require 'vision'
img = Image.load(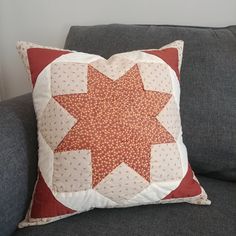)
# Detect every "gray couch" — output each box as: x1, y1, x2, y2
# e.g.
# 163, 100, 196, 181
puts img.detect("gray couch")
0, 24, 236, 236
